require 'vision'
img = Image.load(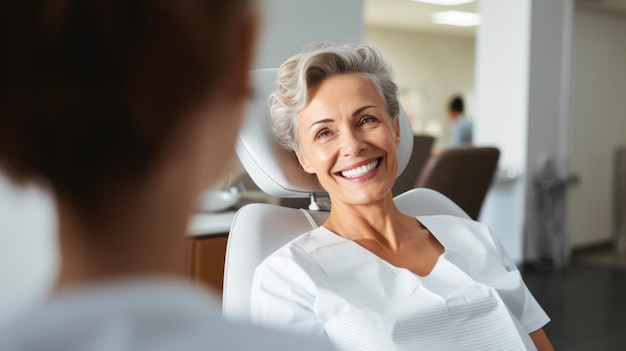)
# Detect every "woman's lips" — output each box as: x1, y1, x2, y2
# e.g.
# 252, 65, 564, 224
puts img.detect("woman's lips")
338, 158, 381, 178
